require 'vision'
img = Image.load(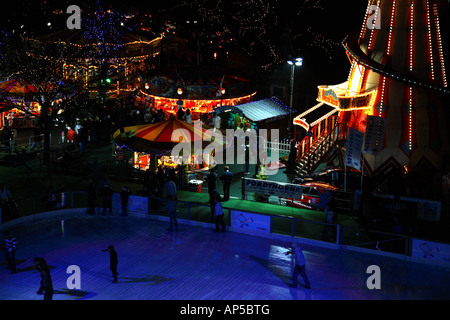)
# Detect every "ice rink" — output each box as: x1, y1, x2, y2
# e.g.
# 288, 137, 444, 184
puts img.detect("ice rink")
1, 209, 449, 301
